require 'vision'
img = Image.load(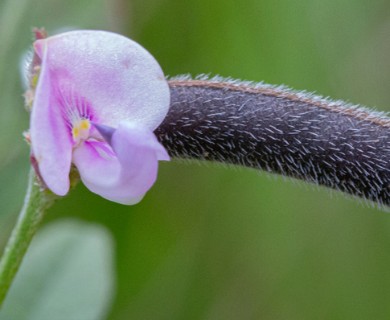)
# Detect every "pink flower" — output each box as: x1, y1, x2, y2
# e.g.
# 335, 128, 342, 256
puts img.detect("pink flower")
29, 30, 170, 204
